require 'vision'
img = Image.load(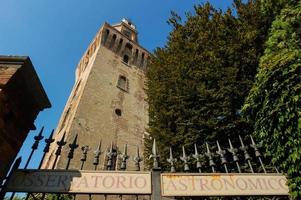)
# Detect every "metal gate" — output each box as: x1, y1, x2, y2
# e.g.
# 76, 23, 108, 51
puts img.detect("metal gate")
0, 127, 290, 199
